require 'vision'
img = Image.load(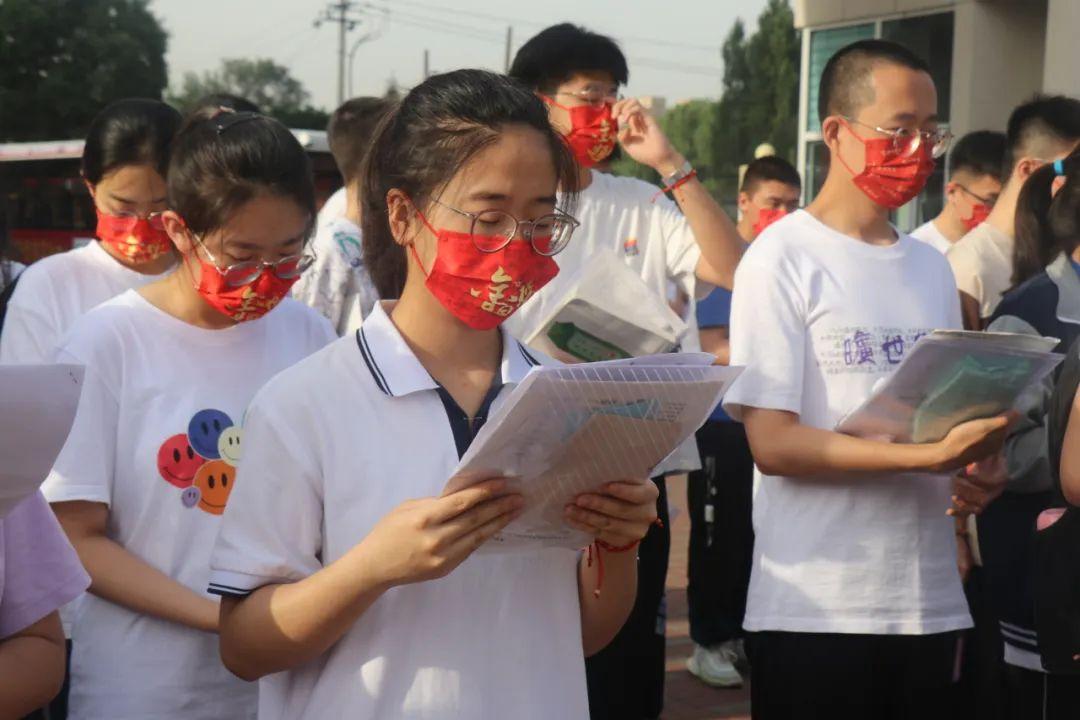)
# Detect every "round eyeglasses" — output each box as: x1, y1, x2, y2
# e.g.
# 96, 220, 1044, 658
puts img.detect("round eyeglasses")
102, 211, 167, 232
842, 117, 953, 159
429, 199, 579, 256
194, 236, 315, 287
554, 86, 623, 109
